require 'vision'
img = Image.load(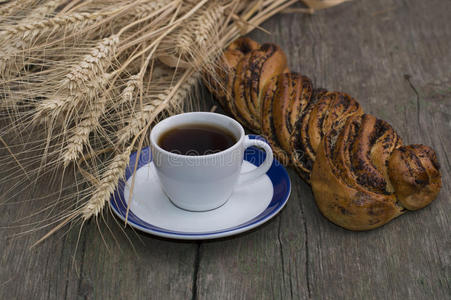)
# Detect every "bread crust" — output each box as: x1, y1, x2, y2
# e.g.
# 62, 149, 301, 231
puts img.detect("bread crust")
311, 114, 405, 230
233, 43, 287, 131
388, 145, 442, 210
290, 91, 363, 182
